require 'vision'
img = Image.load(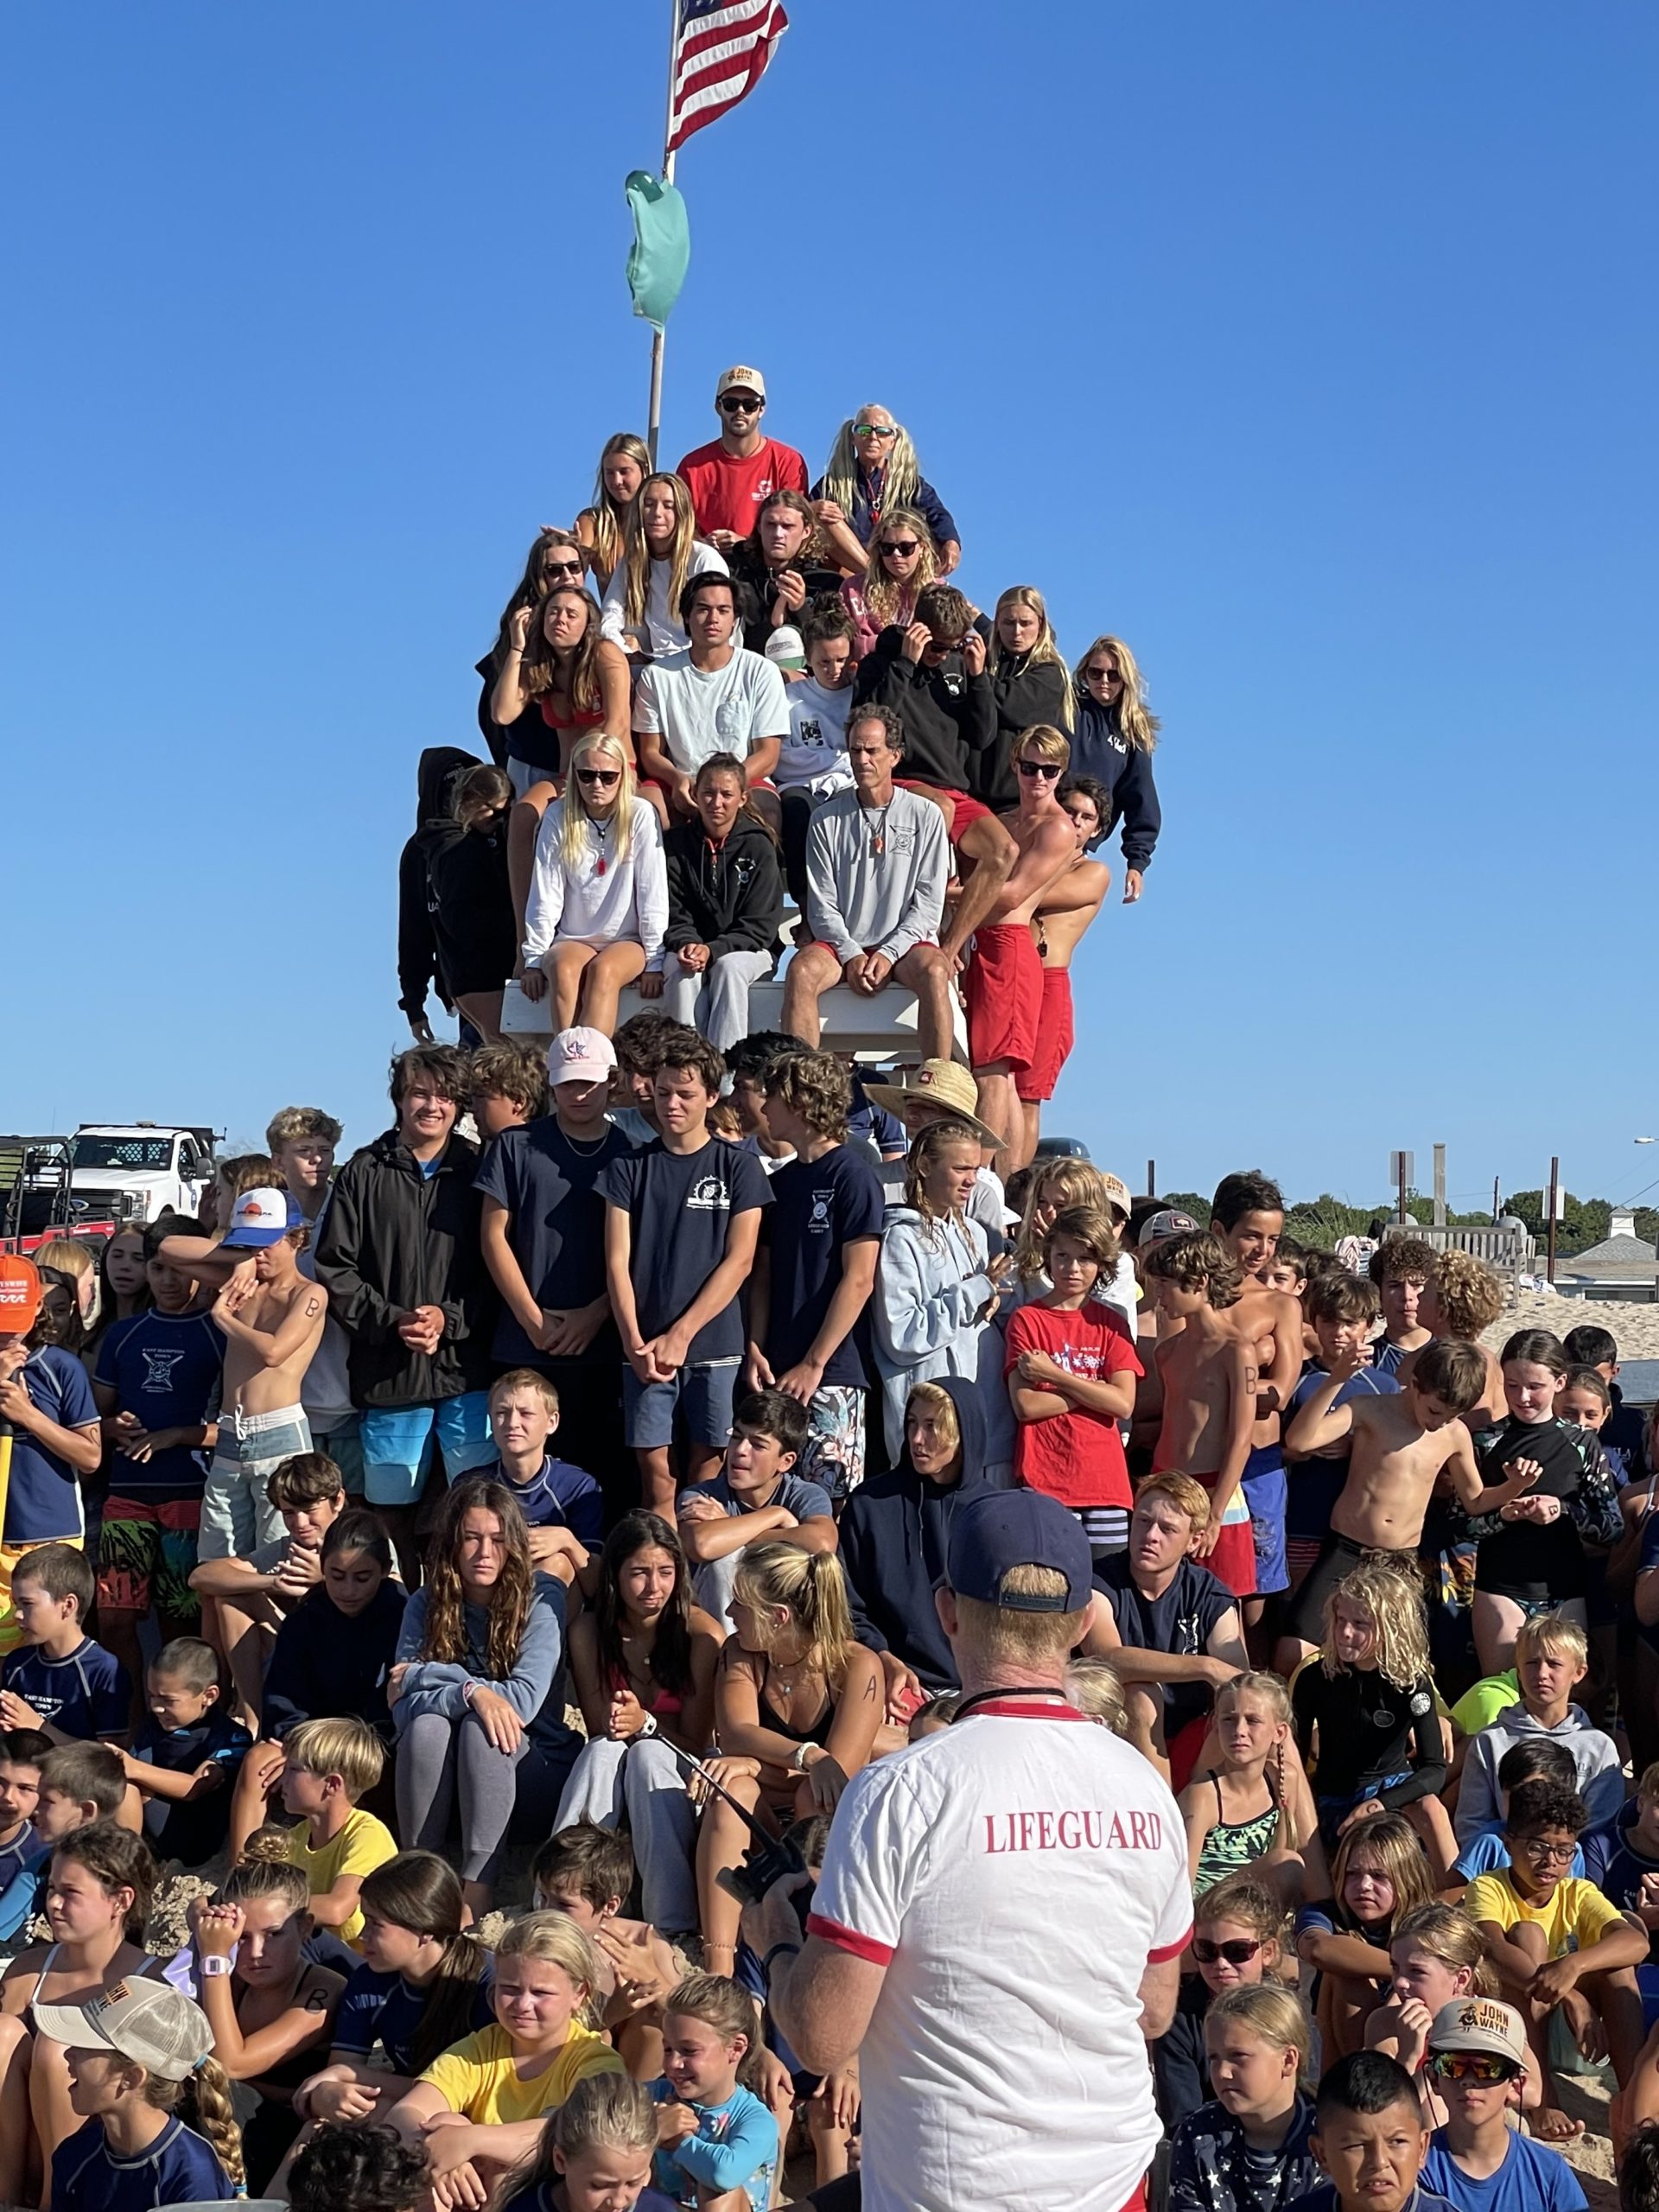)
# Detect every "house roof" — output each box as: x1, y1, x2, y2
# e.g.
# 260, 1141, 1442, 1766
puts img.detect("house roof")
1556, 1233, 1659, 1283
